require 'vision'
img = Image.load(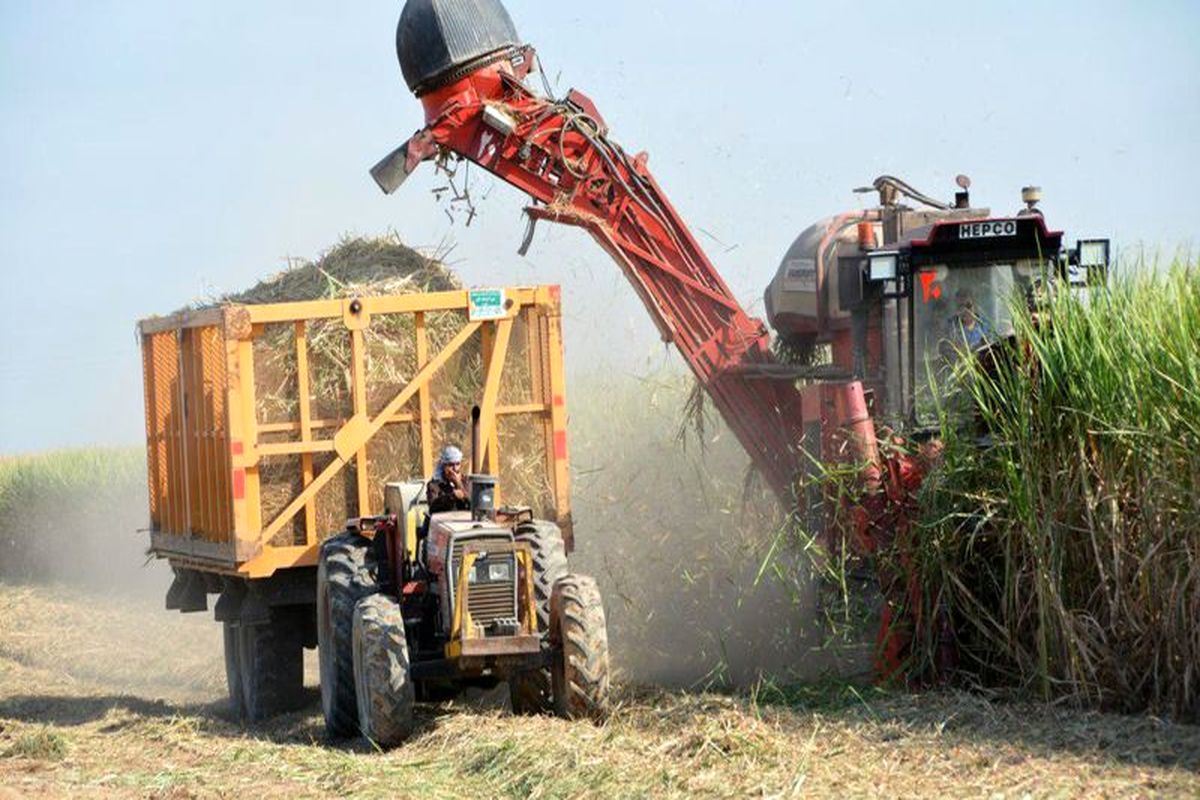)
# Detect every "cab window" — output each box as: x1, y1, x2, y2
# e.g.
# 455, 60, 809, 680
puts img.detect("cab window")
911, 259, 1046, 423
